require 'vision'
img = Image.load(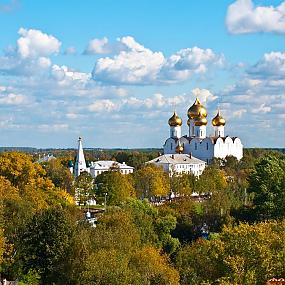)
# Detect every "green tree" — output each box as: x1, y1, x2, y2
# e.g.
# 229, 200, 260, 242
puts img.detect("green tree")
95, 171, 135, 205
75, 171, 94, 206
43, 159, 74, 193
133, 165, 170, 199
19, 207, 75, 285
176, 220, 285, 285
170, 173, 194, 196
248, 155, 285, 220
